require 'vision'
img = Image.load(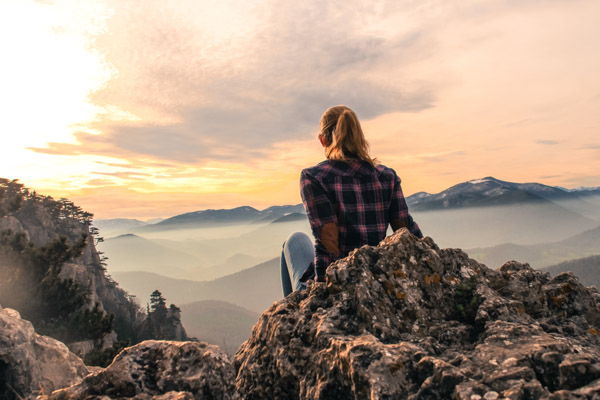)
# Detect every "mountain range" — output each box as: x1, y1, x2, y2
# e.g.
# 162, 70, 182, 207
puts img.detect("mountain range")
112, 217, 600, 318
98, 233, 204, 278
113, 257, 281, 314
406, 176, 600, 217
466, 225, 600, 268
95, 176, 600, 279
95, 177, 600, 236
136, 204, 306, 232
